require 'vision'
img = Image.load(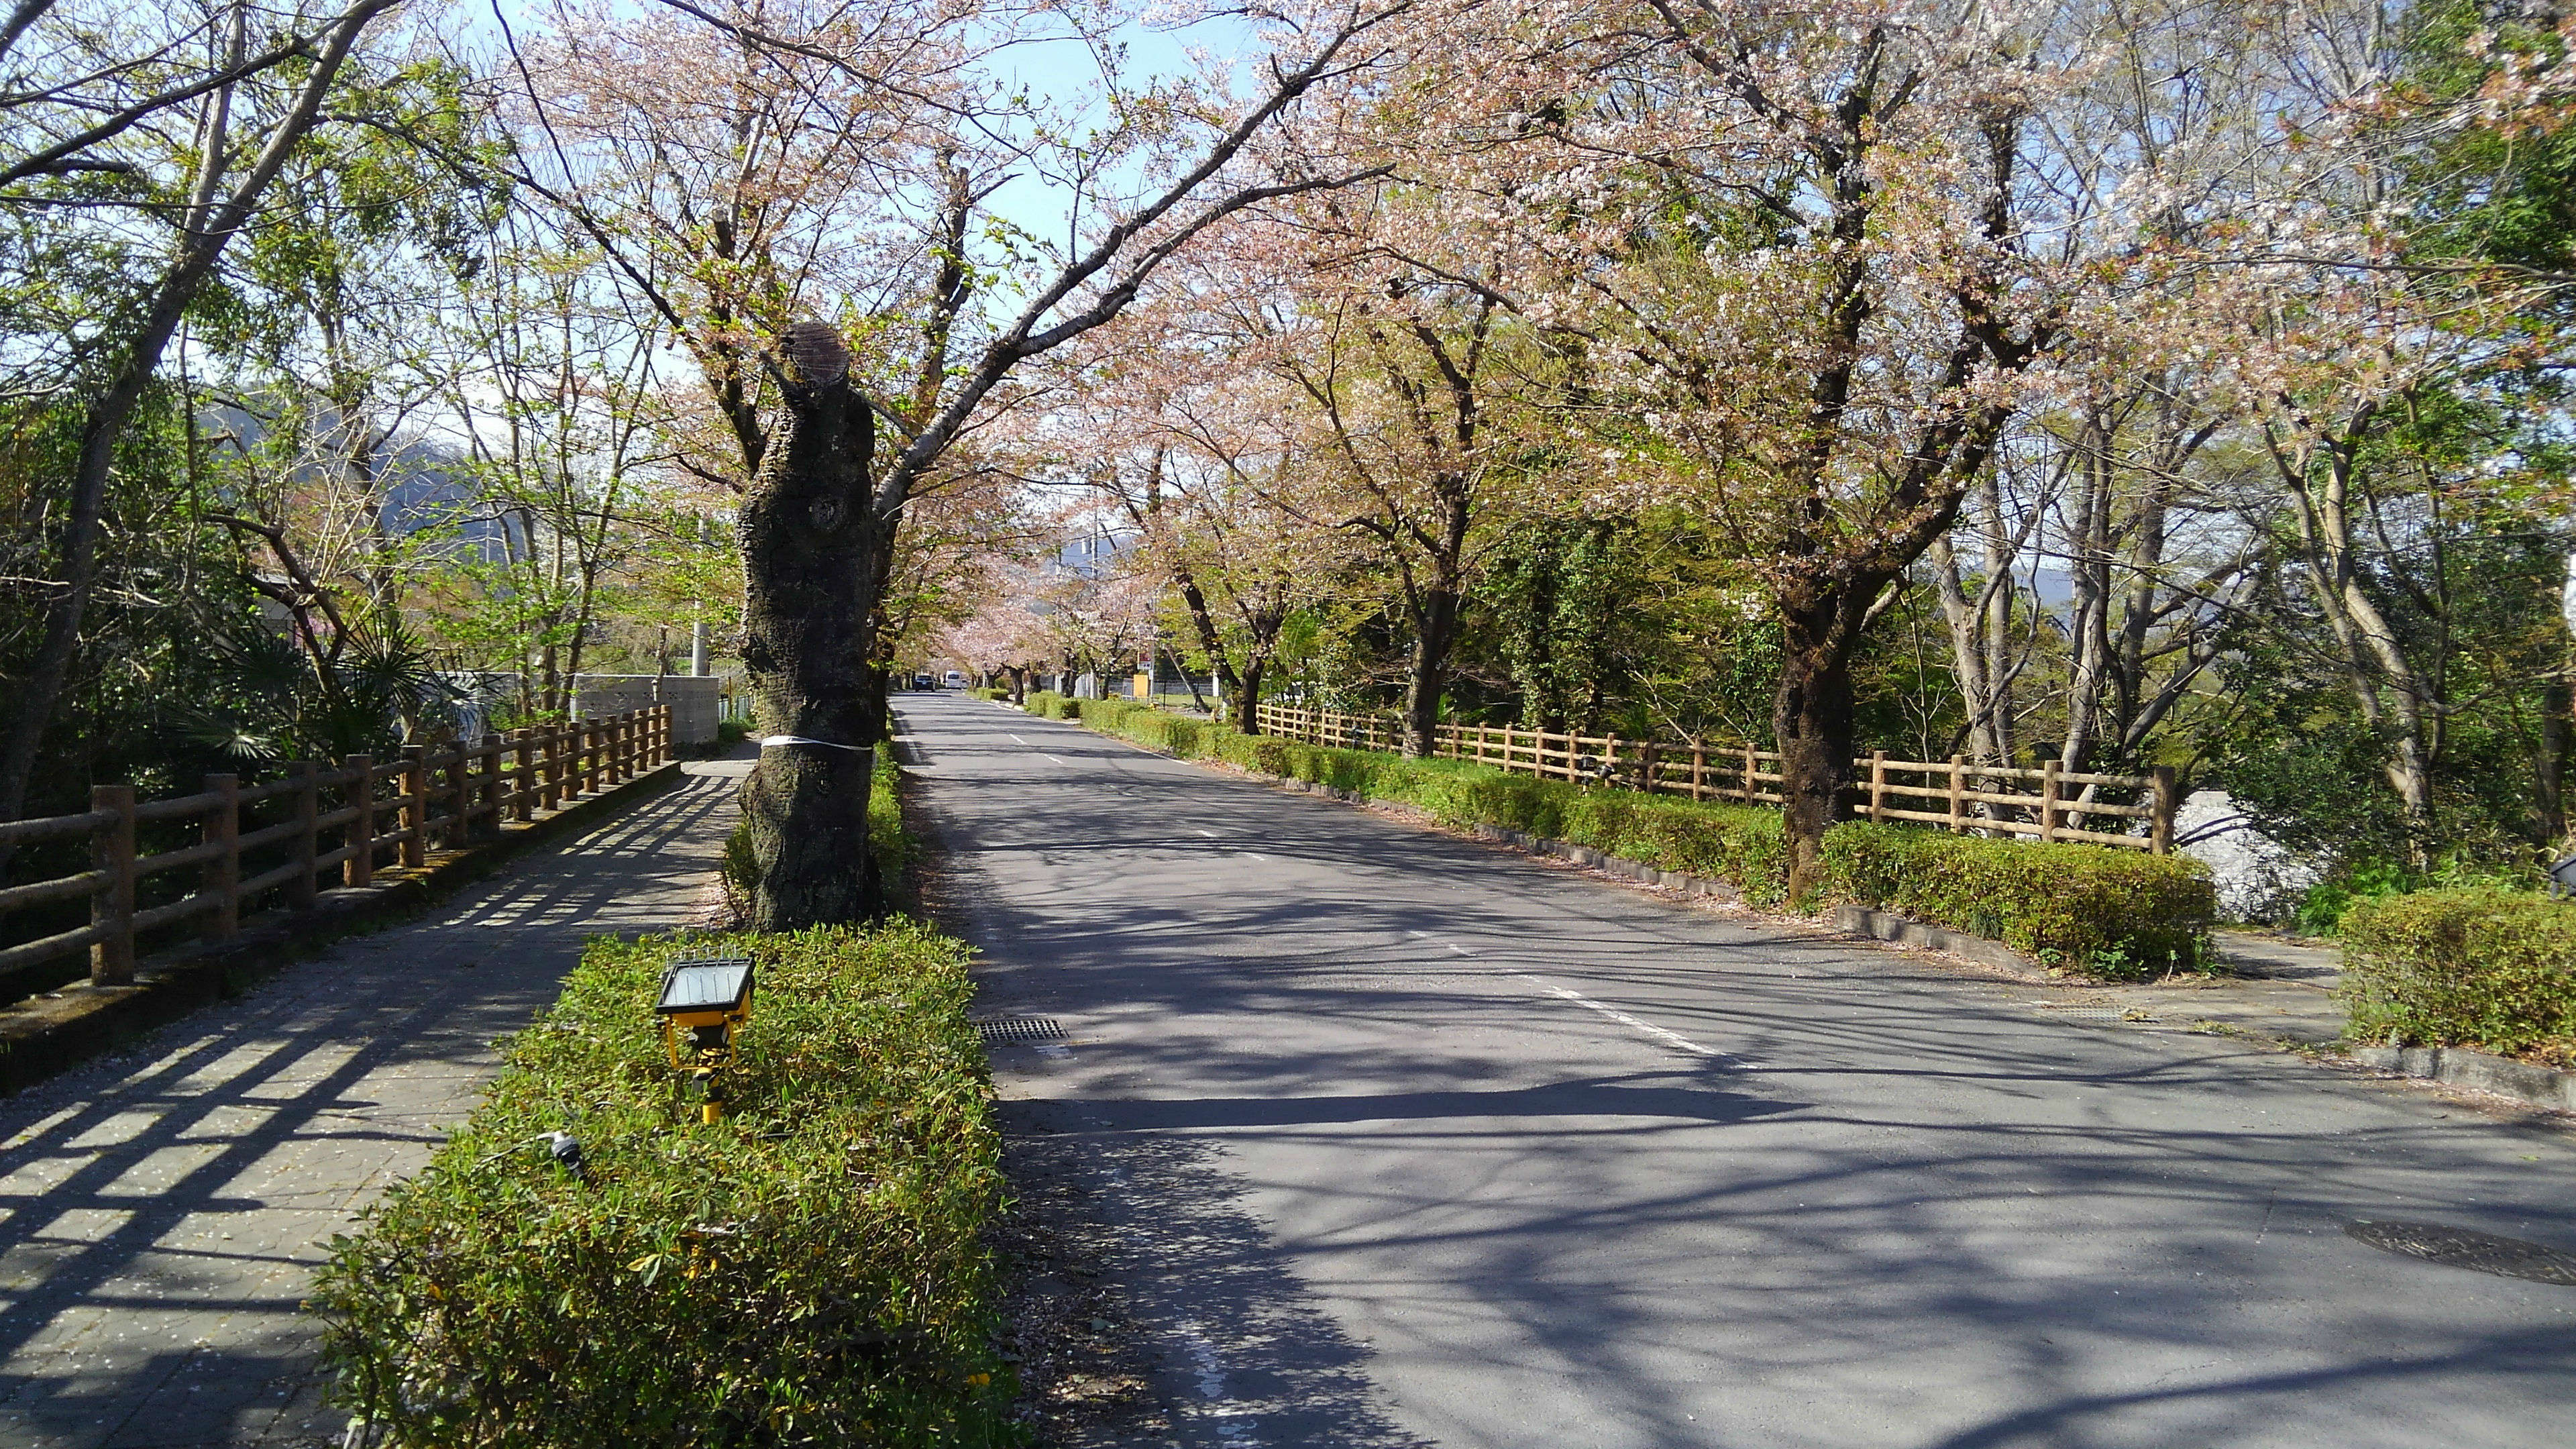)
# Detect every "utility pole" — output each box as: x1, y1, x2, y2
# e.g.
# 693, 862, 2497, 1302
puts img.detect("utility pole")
691, 515, 711, 676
